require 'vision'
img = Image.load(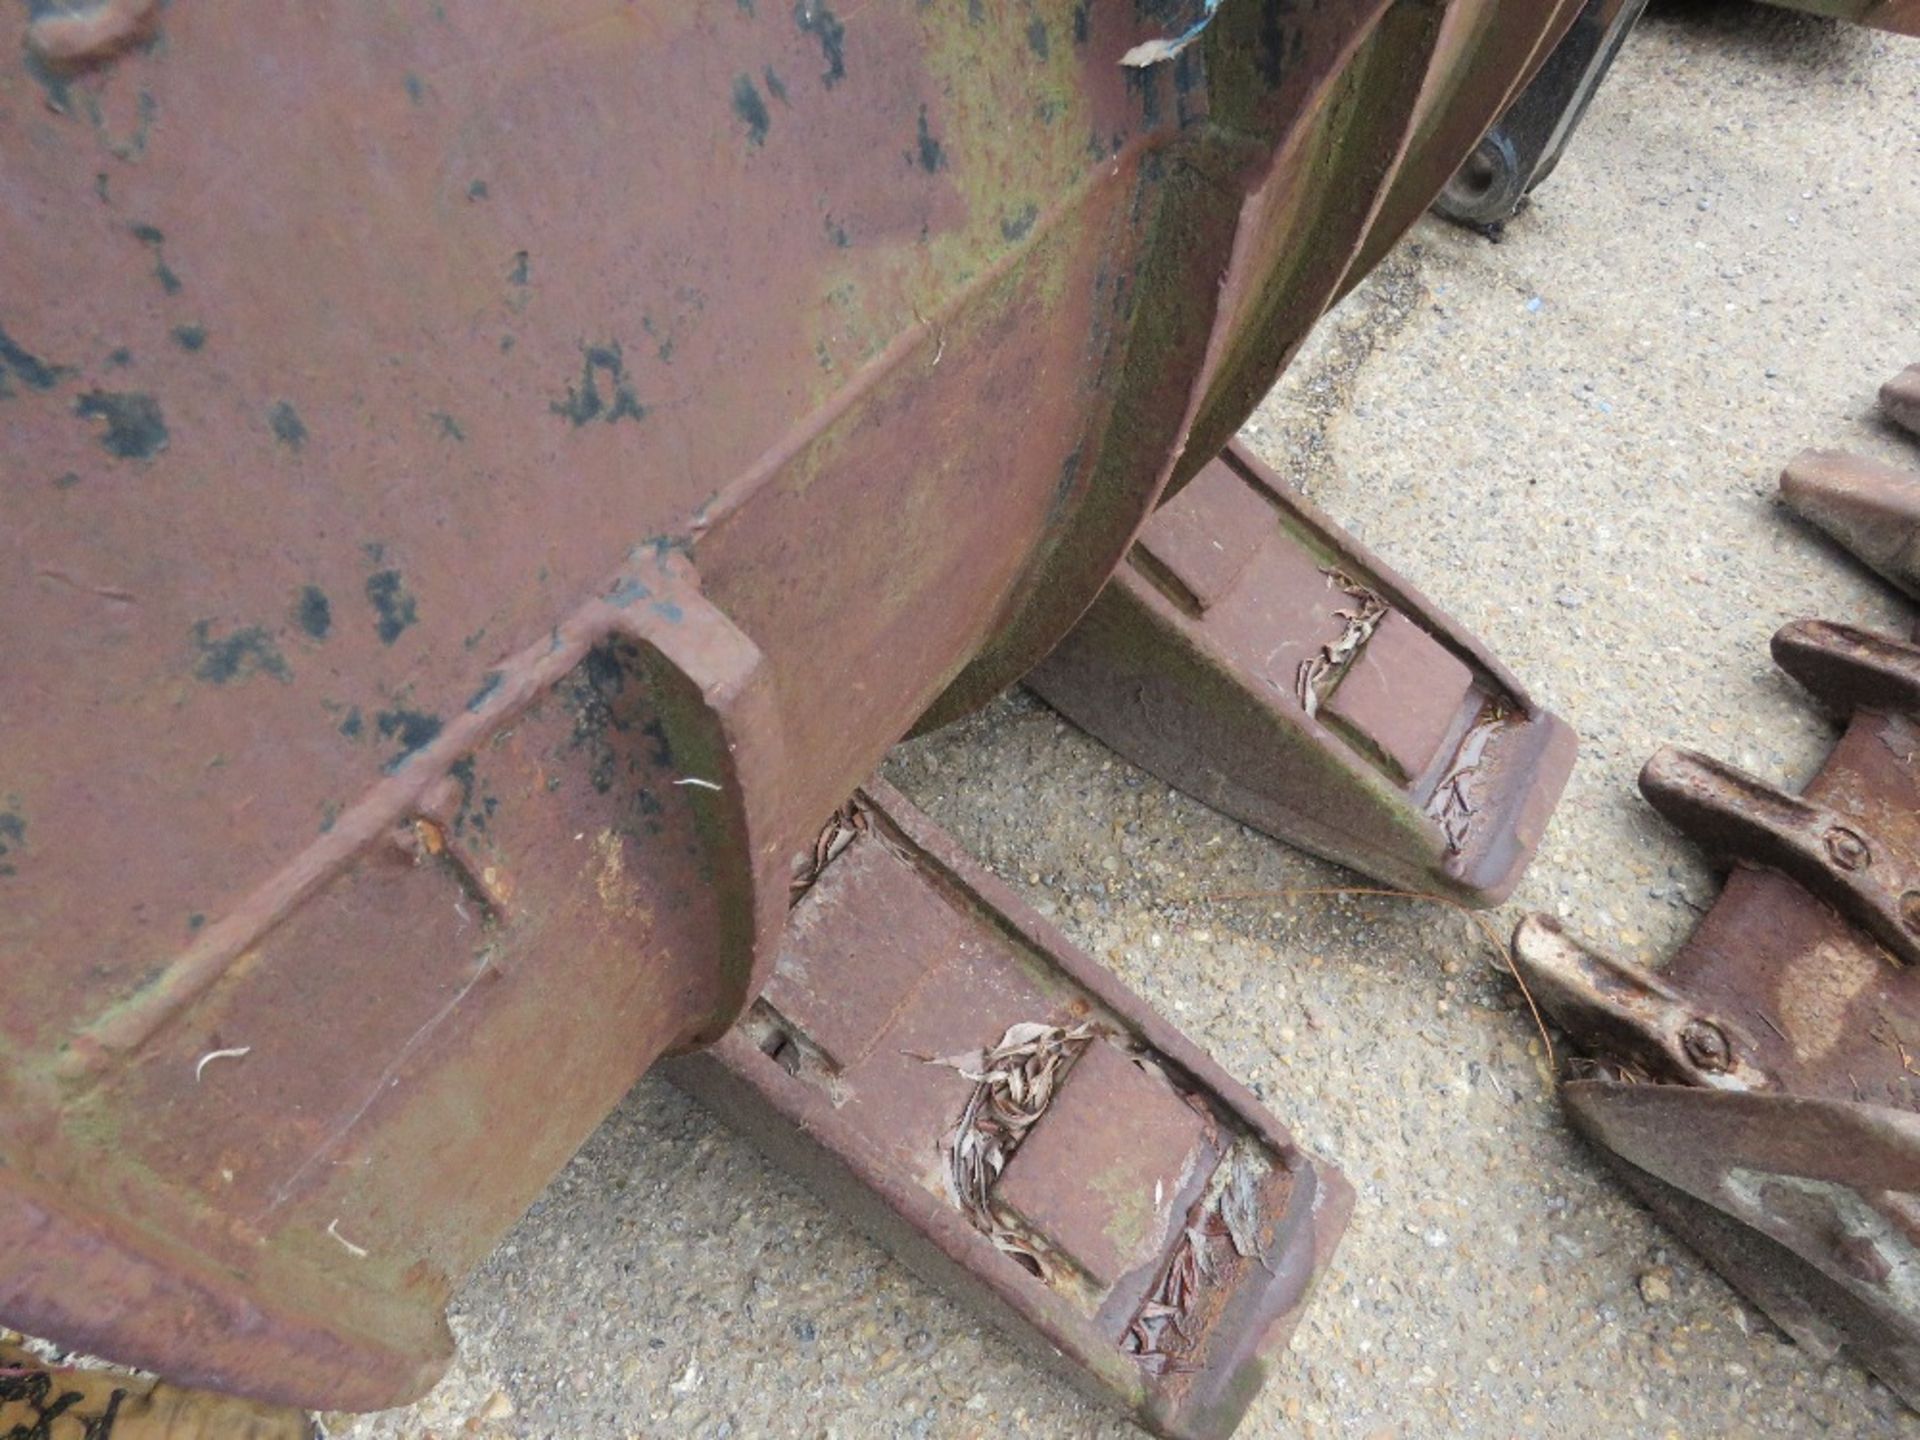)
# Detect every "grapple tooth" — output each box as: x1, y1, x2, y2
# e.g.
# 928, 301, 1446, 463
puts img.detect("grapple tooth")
1882, 362, 1920, 439
1639, 745, 1920, 970
1029, 441, 1576, 908
1508, 914, 1761, 1087
1770, 618, 1920, 720
1526, 586, 1920, 1412
1778, 448, 1920, 600
668, 779, 1350, 1440
1560, 1081, 1920, 1412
